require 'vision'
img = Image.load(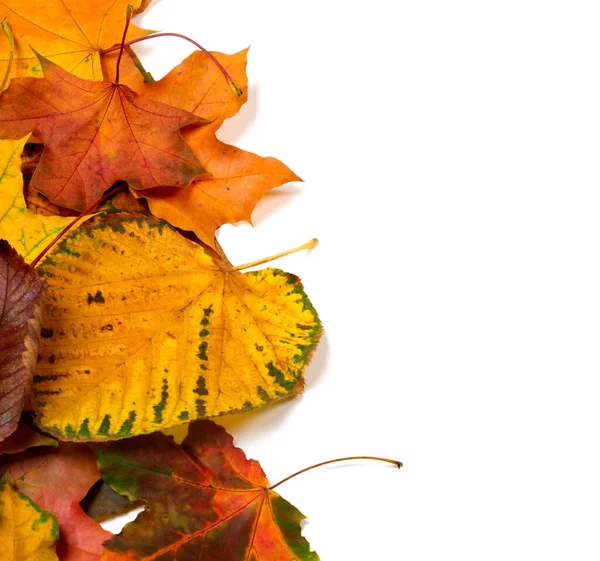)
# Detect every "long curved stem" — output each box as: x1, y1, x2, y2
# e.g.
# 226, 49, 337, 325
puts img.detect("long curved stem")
100, 32, 243, 96
30, 184, 125, 268
228, 239, 318, 272
268, 456, 402, 491
114, 5, 134, 84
